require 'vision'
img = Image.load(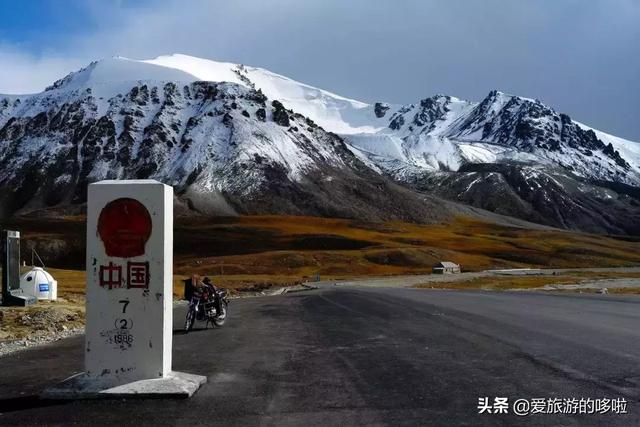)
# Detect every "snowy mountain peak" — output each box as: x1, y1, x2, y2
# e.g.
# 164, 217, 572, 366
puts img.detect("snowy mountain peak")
484, 89, 536, 103
47, 57, 197, 91
39, 54, 386, 135
346, 86, 640, 188
1, 53, 639, 234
